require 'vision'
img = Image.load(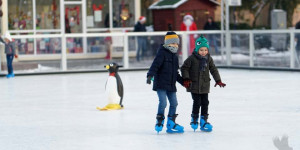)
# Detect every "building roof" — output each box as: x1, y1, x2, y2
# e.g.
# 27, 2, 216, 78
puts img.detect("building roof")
209, 0, 220, 5
149, 0, 219, 10
149, 0, 188, 9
